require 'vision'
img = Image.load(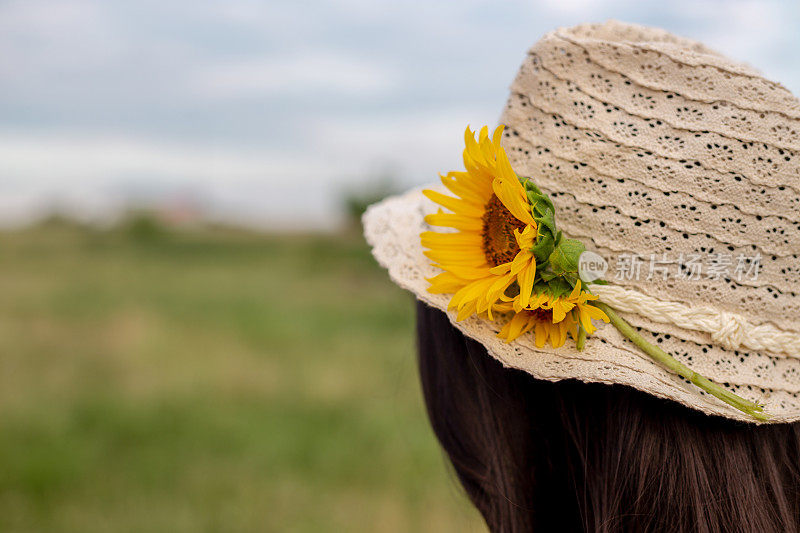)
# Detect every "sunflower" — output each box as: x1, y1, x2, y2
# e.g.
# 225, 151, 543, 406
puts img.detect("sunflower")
422, 125, 609, 348
421, 125, 538, 320
496, 280, 608, 347
497, 307, 577, 348
568, 281, 610, 335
